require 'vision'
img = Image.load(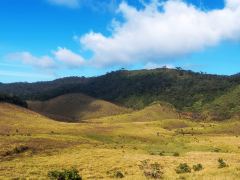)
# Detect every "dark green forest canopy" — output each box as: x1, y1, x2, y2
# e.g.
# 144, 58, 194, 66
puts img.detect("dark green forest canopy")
0, 94, 27, 108
0, 68, 239, 112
